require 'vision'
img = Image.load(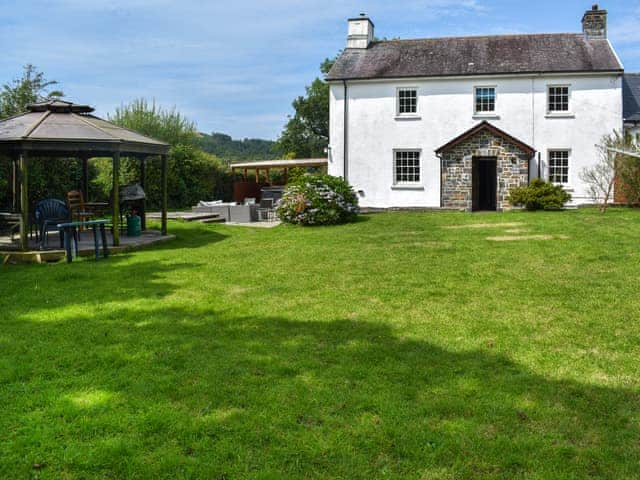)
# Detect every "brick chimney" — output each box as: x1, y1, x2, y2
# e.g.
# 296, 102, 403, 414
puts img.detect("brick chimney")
582, 4, 607, 40
347, 14, 374, 49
